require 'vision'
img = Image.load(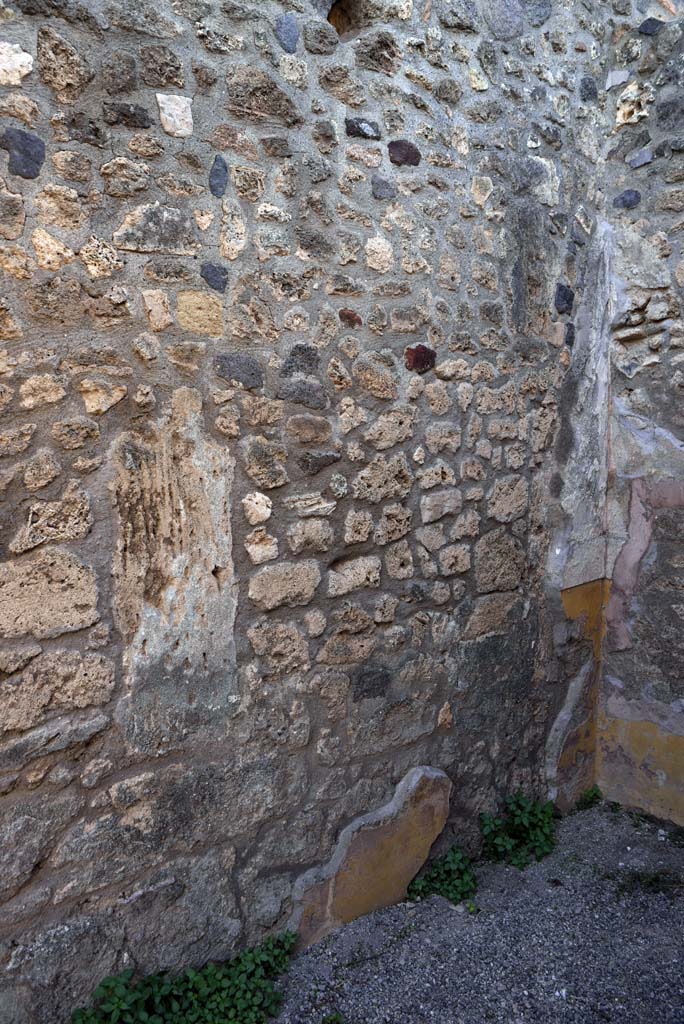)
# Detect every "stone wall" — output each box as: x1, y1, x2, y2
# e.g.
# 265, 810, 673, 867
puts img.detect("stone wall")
0, 0, 681, 1020
543, 3, 684, 825
598, 9, 684, 825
